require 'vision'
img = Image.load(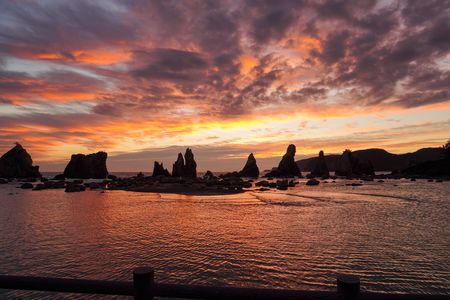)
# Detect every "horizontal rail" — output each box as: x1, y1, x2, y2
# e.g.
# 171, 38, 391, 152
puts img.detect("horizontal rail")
1, 272, 450, 300
0, 275, 133, 296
